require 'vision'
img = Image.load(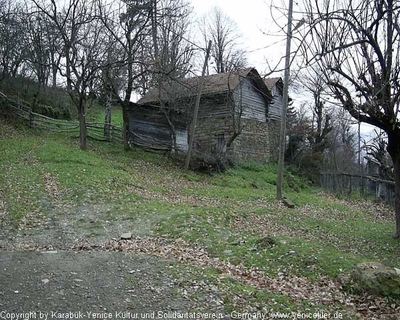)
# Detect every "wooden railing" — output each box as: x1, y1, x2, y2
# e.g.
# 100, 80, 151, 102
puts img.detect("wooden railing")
320, 171, 395, 206
0, 91, 124, 143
